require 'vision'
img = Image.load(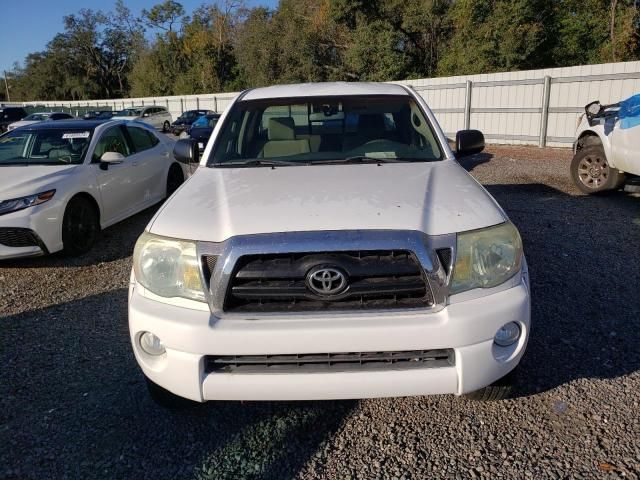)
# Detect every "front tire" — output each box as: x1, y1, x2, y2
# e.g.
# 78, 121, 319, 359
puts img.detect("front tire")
166, 165, 184, 198
62, 196, 100, 256
571, 145, 624, 194
464, 367, 518, 402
